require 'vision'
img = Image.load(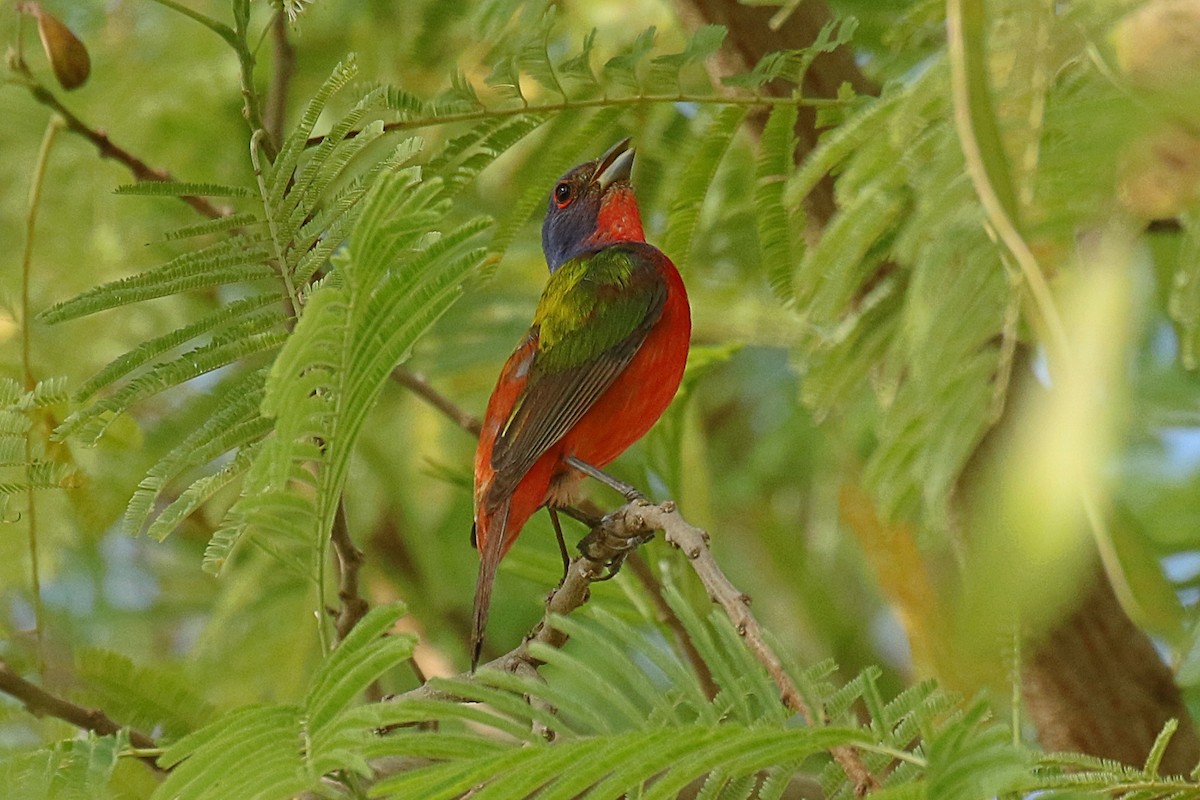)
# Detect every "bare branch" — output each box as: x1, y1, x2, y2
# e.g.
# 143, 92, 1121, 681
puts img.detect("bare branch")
331, 498, 370, 643
0, 660, 165, 774
262, 9, 295, 153
12, 79, 231, 220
